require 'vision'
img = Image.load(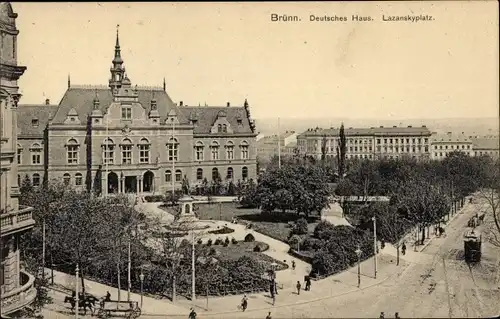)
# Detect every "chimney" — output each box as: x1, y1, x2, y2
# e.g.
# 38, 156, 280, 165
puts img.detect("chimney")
407, 125, 412, 128
393, 125, 397, 128
379, 126, 384, 128
179, 101, 183, 106
447, 132, 452, 135
45, 98, 50, 105
422, 125, 427, 128
226, 102, 230, 107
